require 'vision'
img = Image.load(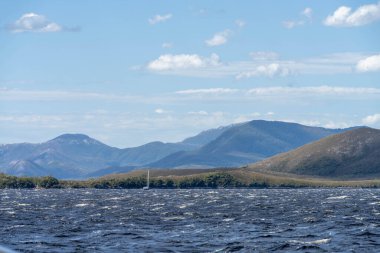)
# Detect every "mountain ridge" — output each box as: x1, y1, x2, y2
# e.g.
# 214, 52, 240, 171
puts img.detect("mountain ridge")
148, 120, 350, 168
0, 125, 232, 178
